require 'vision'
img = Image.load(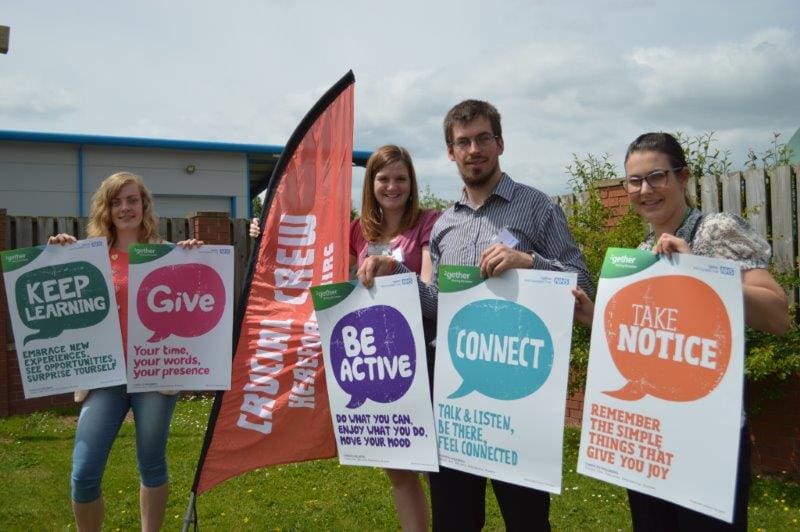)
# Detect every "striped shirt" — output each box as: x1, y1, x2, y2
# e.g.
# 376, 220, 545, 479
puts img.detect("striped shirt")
399, 172, 593, 318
